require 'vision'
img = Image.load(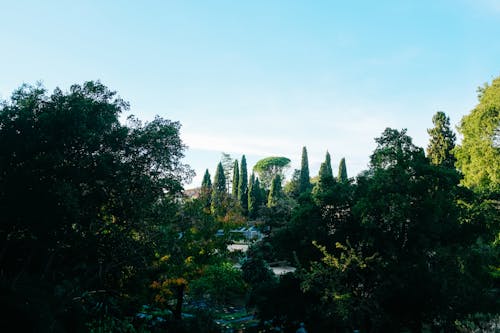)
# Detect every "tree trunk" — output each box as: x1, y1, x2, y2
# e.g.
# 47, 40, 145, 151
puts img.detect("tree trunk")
173, 283, 186, 321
